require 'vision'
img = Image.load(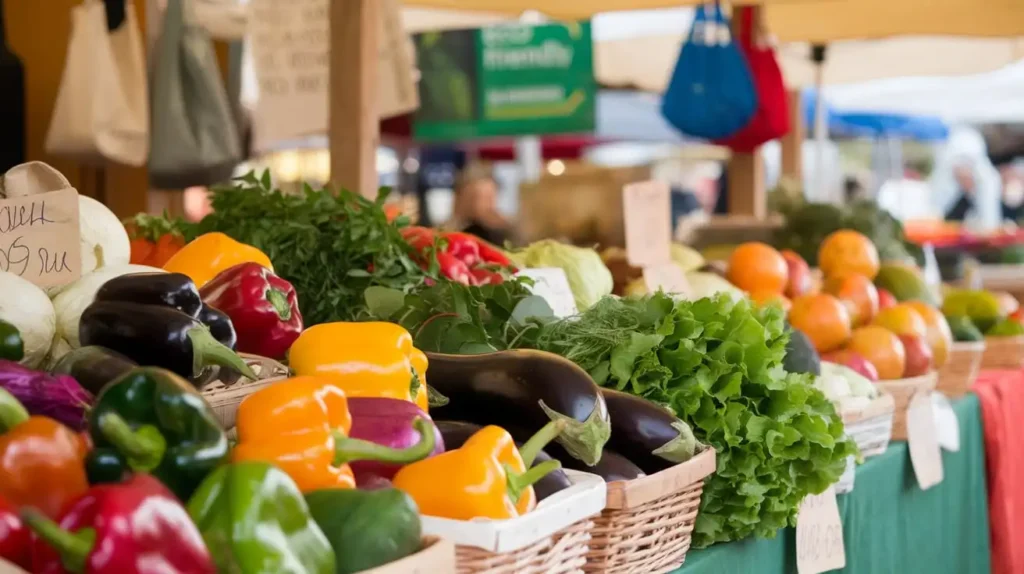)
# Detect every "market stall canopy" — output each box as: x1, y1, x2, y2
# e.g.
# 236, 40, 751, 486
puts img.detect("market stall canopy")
402, 0, 834, 19
801, 90, 949, 141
